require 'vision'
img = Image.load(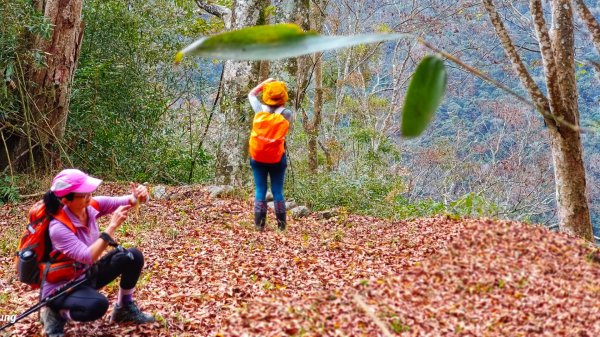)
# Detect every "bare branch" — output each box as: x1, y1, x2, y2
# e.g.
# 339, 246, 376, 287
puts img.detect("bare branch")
510, 1, 532, 27
418, 39, 590, 133
195, 0, 232, 28
573, 0, 600, 55
20, 191, 45, 199
530, 0, 564, 118
586, 59, 600, 83
419, 38, 533, 108
481, 0, 552, 121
